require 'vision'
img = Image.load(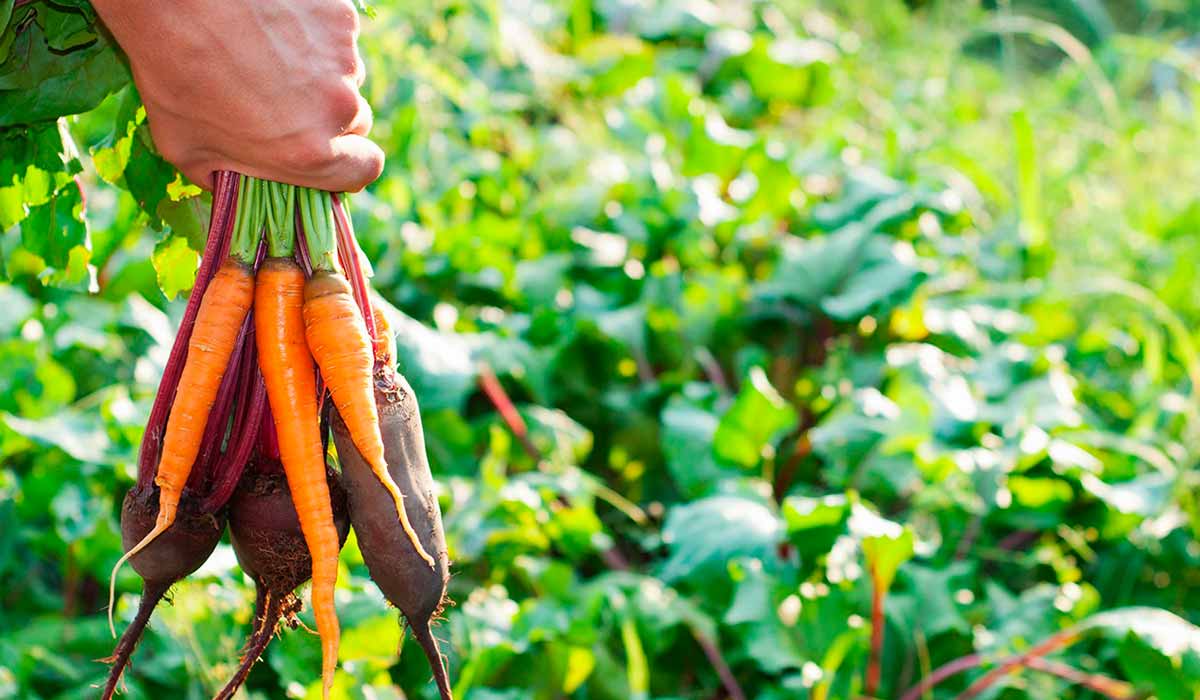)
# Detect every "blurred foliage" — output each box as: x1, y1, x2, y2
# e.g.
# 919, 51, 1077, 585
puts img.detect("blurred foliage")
2, 0, 1200, 699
